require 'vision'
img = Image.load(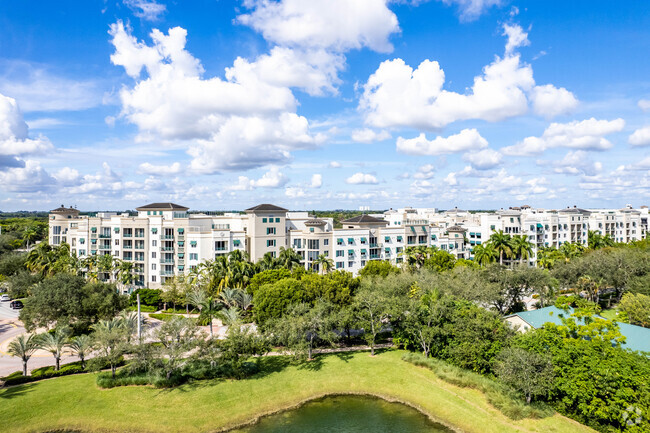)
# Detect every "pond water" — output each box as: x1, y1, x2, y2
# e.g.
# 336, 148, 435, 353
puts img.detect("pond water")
231, 395, 455, 433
